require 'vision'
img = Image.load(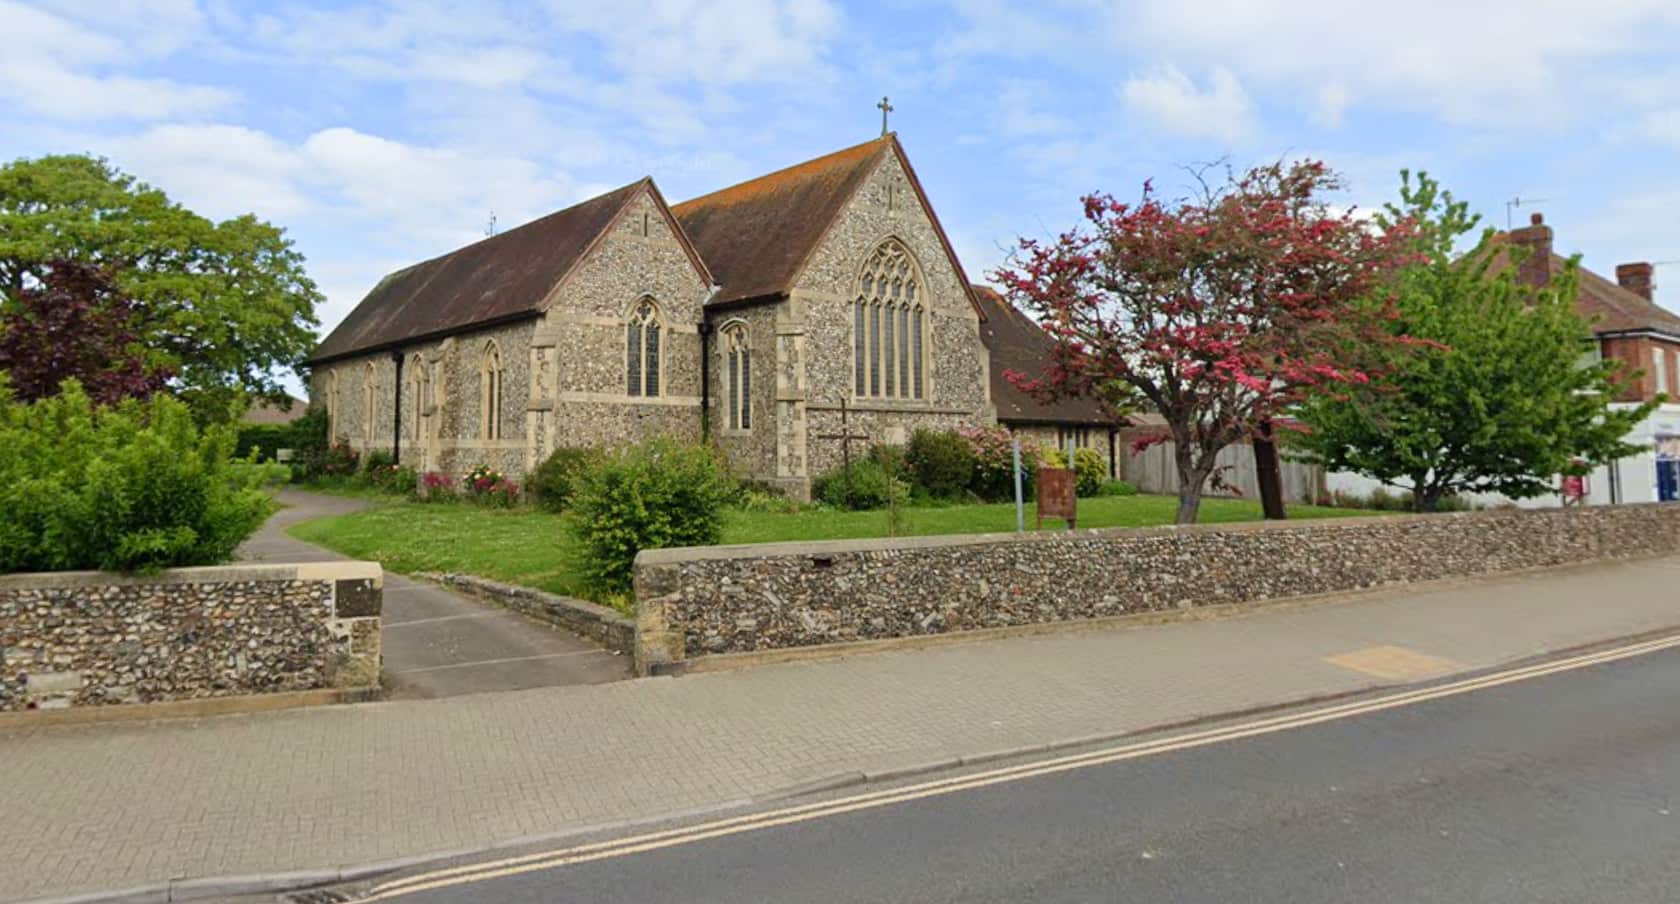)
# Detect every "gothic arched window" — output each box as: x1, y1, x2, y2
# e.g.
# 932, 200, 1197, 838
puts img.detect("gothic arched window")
363, 361, 377, 443
722, 322, 751, 431
408, 354, 427, 441
854, 240, 925, 400
480, 341, 503, 440
627, 299, 663, 398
